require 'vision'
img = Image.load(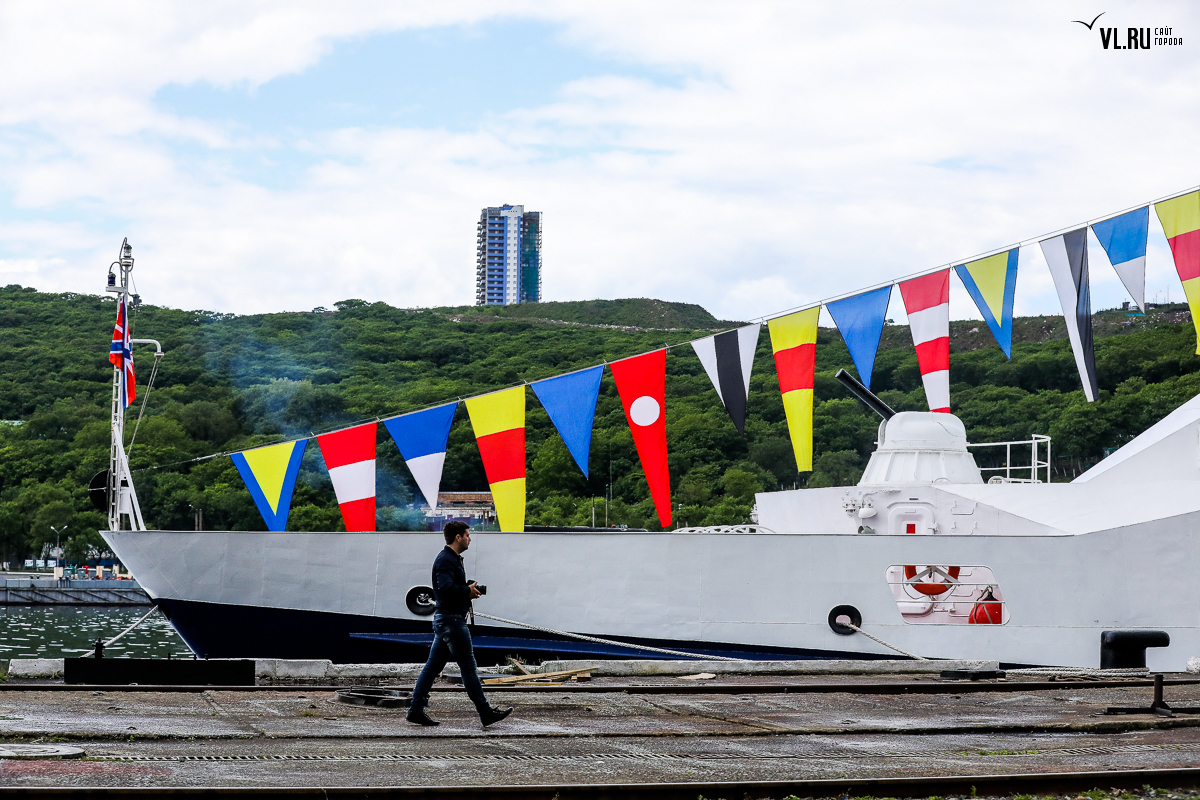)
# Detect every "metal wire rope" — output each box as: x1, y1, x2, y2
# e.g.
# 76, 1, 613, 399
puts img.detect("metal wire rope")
1006, 666, 1150, 677
844, 622, 929, 661
471, 611, 742, 663
125, 351, 163, 458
